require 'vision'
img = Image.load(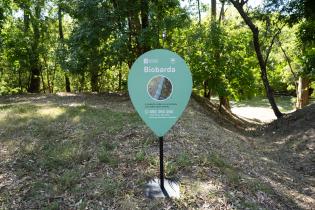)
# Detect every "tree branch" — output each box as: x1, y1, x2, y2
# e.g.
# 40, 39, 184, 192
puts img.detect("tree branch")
264, 26, 283, 64
228, 0, 283, 118
277, 38, 297, 81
